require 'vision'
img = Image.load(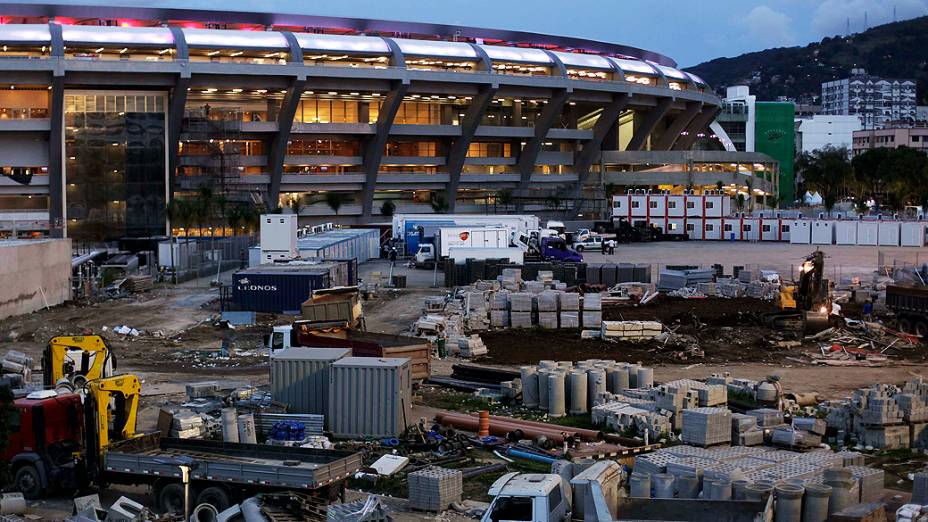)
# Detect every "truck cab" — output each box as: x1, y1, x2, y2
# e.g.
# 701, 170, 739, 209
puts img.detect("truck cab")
267, 325, 295, 352
540, 237, 582, 263
414, 243, 436, 268
482, 473, 571, 522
